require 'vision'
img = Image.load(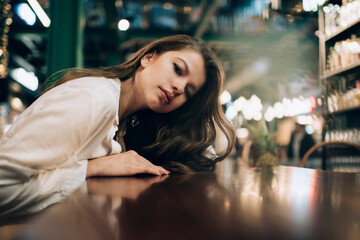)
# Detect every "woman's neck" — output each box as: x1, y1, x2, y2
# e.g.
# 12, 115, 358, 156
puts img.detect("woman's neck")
118, 75, 145, 120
